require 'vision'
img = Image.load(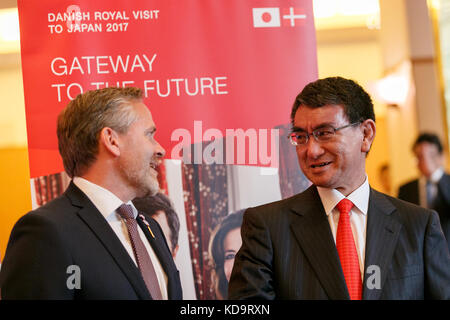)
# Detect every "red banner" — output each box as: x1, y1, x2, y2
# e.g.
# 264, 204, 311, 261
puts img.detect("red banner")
18, 0, 317, 178
17, 0, 317, 300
